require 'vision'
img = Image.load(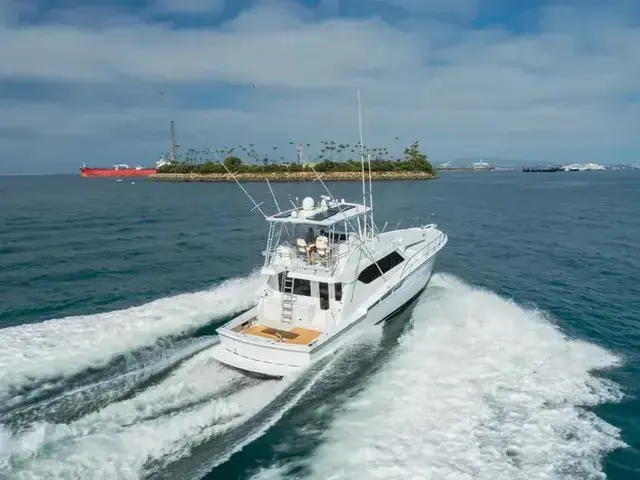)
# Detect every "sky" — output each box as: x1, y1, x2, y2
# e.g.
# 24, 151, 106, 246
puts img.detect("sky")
0, 0, 638, 173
